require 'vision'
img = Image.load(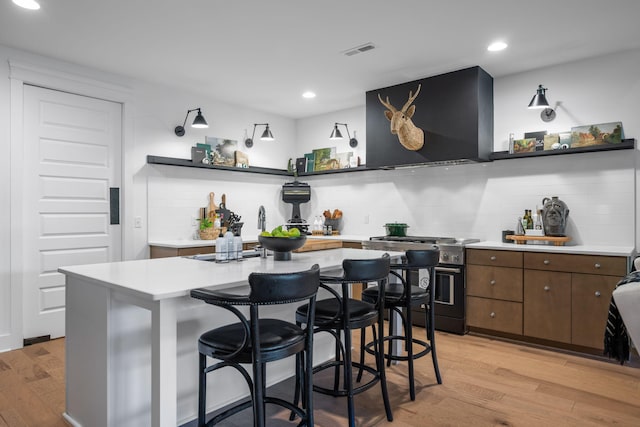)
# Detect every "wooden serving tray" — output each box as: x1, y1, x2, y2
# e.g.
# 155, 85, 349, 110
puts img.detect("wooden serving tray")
506, 235, 571, 246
